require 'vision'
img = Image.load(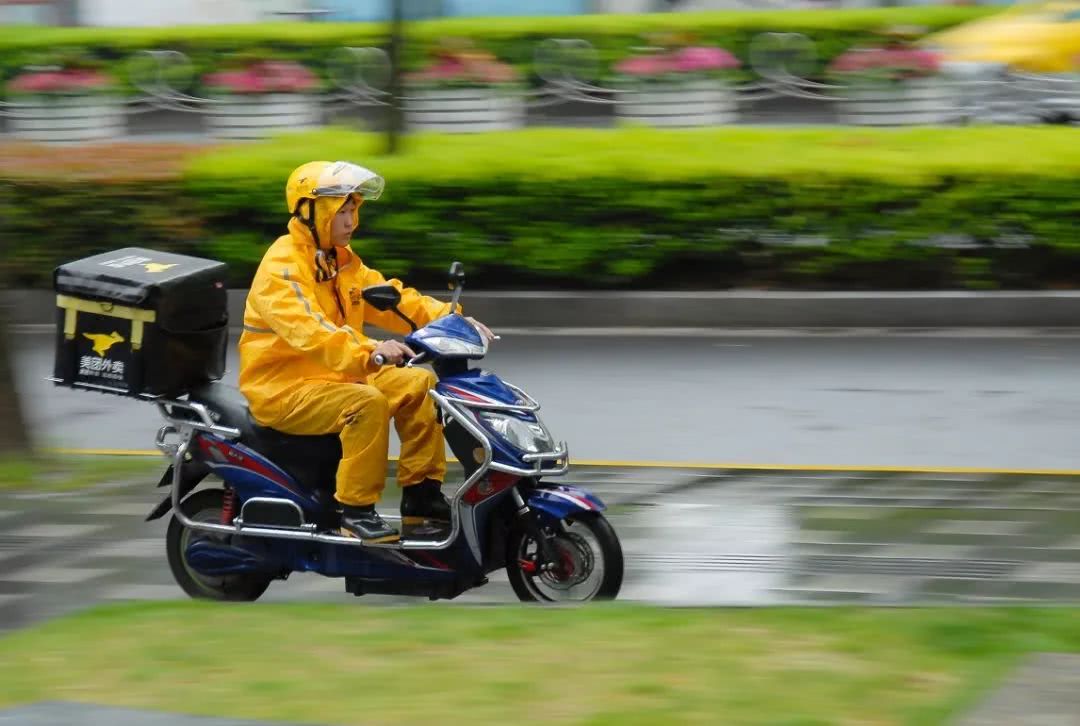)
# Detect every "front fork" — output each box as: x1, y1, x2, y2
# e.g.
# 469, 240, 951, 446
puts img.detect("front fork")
511, 487, 560, 573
